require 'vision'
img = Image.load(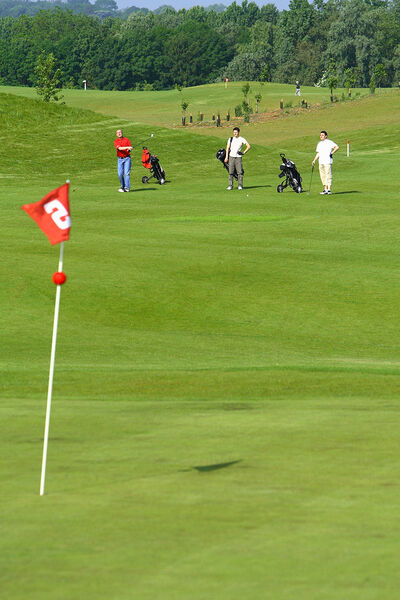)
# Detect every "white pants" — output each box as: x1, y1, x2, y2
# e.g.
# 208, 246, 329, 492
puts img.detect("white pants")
319, 163, 332, 188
